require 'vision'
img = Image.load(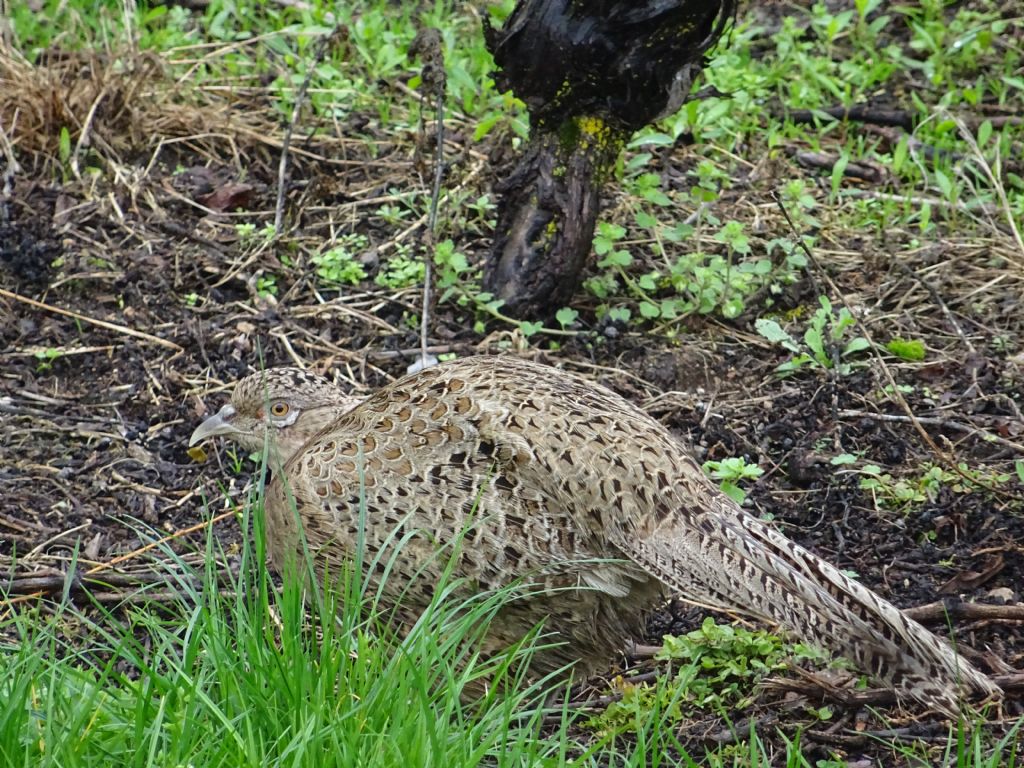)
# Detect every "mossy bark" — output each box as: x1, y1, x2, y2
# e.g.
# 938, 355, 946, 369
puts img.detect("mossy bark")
483, 119, 624, 319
